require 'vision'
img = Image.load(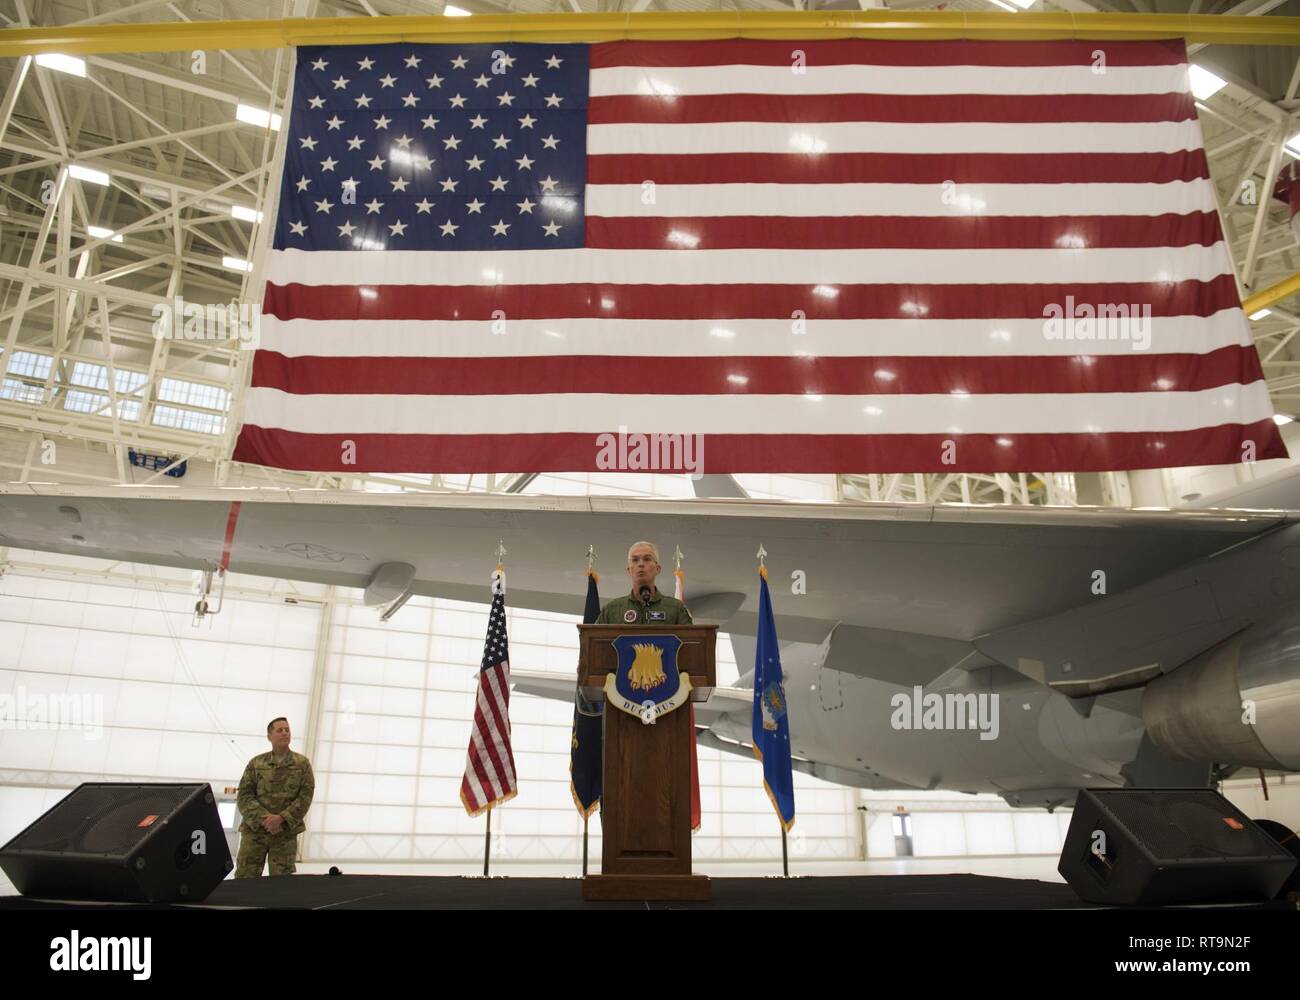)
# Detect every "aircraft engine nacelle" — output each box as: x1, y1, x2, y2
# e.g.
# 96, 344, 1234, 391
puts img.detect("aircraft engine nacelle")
1141, 612, 1300, 771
